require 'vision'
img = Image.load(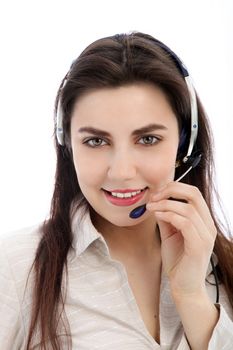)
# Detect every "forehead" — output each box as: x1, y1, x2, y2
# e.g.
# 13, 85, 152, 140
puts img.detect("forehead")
71, 83, 178, 131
